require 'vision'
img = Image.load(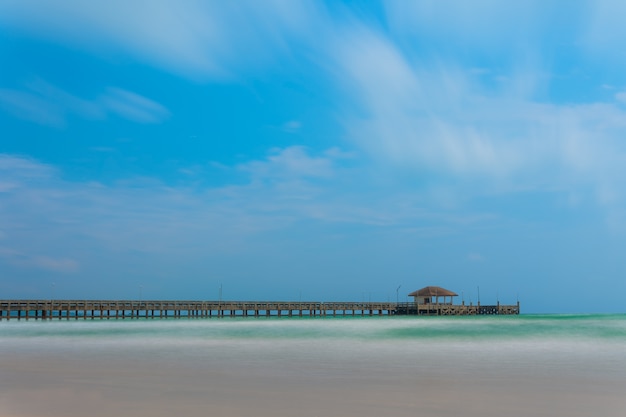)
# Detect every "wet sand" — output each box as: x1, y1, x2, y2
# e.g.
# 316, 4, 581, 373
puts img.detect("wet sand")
1, 352, 624, 417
